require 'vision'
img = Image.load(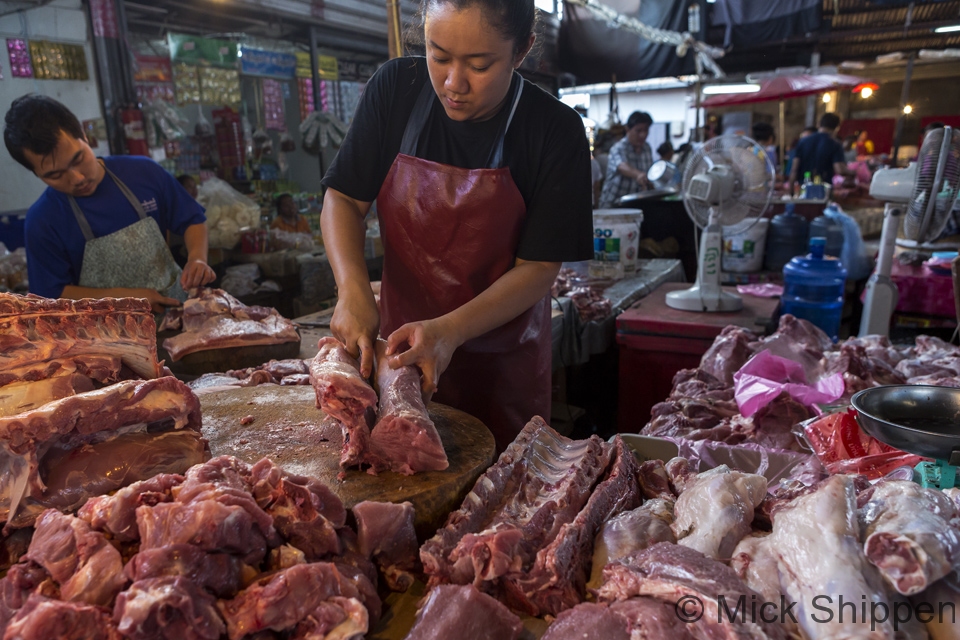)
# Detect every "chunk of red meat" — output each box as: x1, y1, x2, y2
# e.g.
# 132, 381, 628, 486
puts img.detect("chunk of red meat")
113, 577, 225, 640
